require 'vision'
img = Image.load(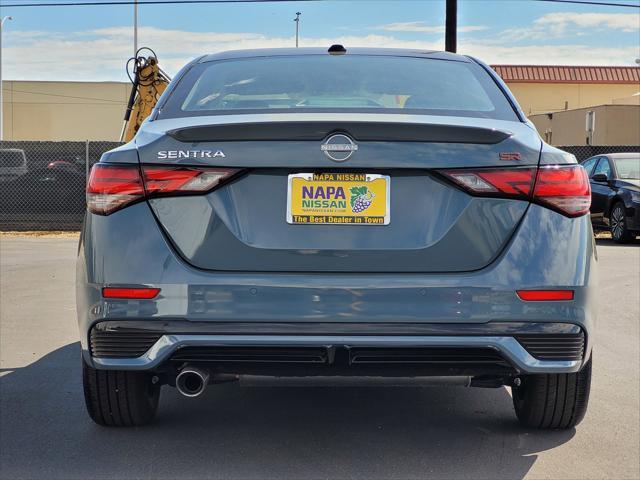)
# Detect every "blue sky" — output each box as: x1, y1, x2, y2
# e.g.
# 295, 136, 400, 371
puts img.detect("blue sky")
1, 0, 639, 80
